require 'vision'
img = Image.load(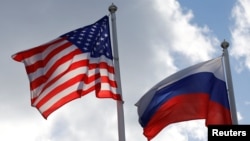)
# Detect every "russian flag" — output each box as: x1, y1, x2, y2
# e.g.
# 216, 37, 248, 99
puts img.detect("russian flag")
135, 57, 232, 141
